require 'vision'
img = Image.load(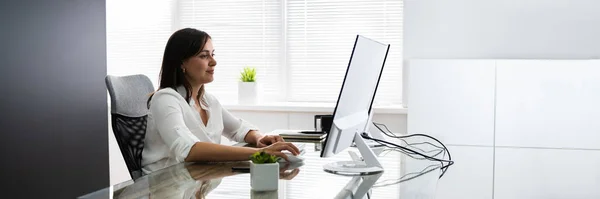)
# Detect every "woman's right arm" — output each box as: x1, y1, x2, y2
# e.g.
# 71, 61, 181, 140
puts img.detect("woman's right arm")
150, 92, 296, 163
185, 141, 297, 162
185, 142, 258, 162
